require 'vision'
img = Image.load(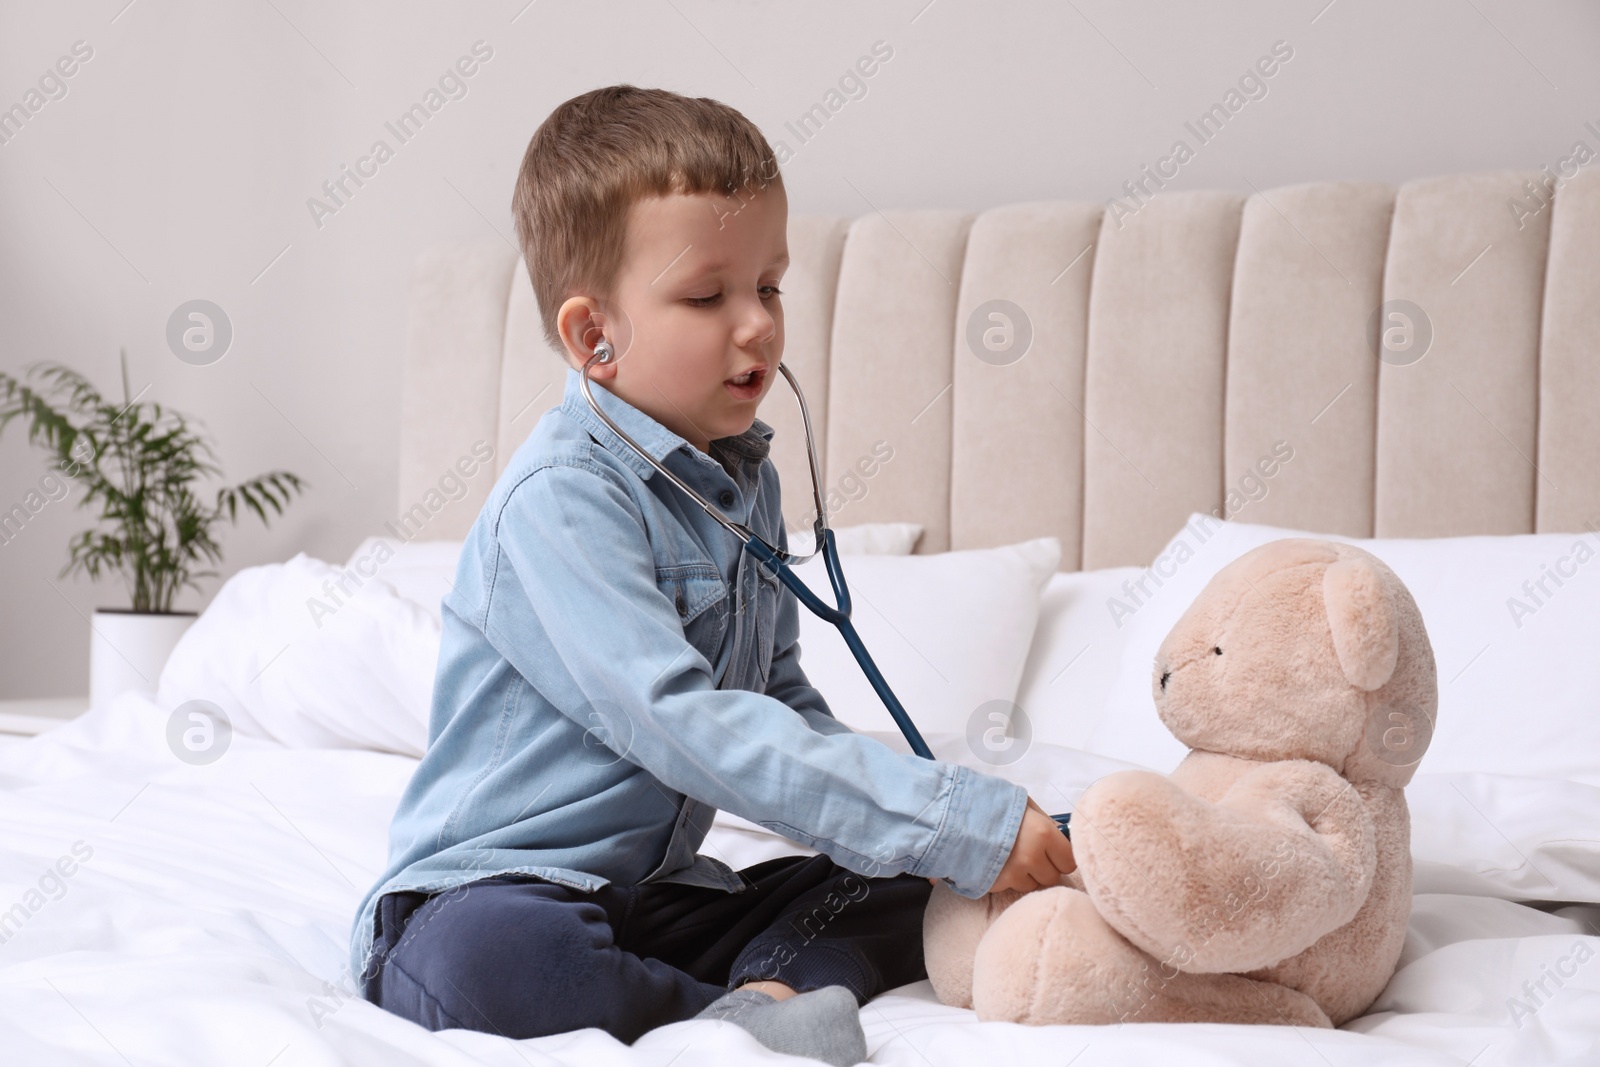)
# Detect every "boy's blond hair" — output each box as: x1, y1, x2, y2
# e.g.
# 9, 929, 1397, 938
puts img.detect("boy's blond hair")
512, 84, 783, 355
